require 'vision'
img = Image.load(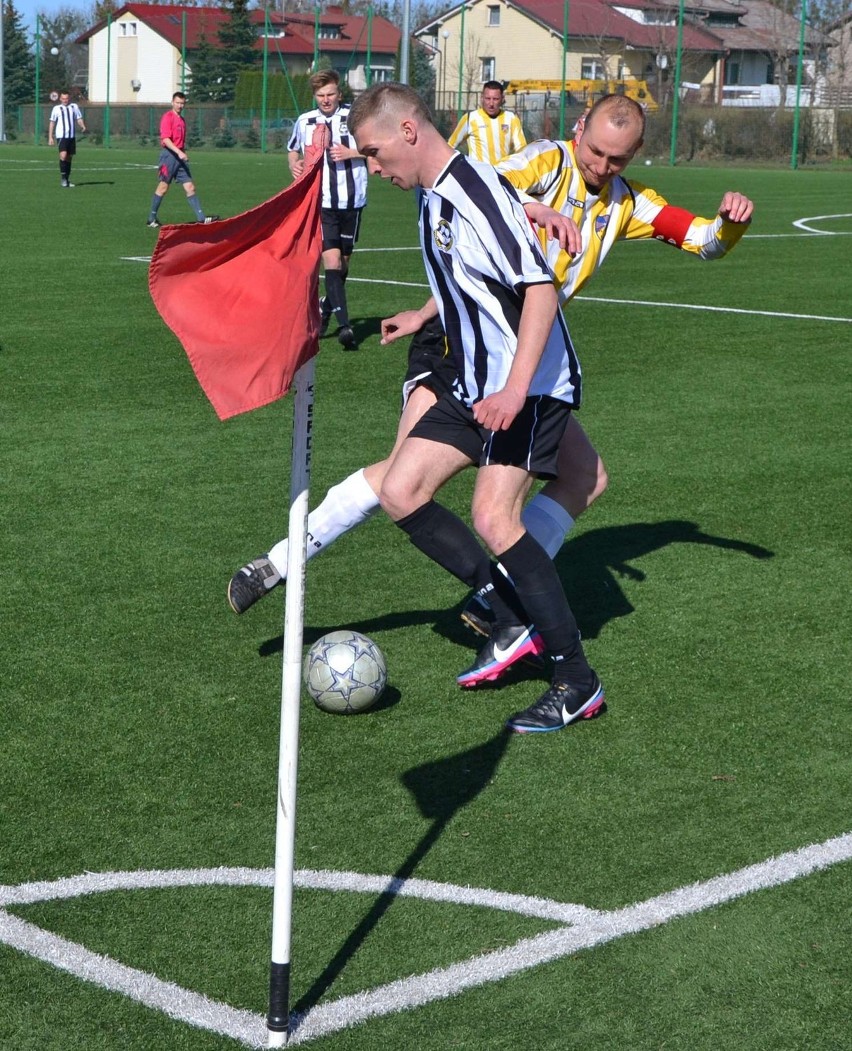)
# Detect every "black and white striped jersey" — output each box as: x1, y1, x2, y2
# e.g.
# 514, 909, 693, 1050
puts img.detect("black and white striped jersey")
49, 102, 83, 139
288, 104, 367, 210
420, 154, 581, 408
